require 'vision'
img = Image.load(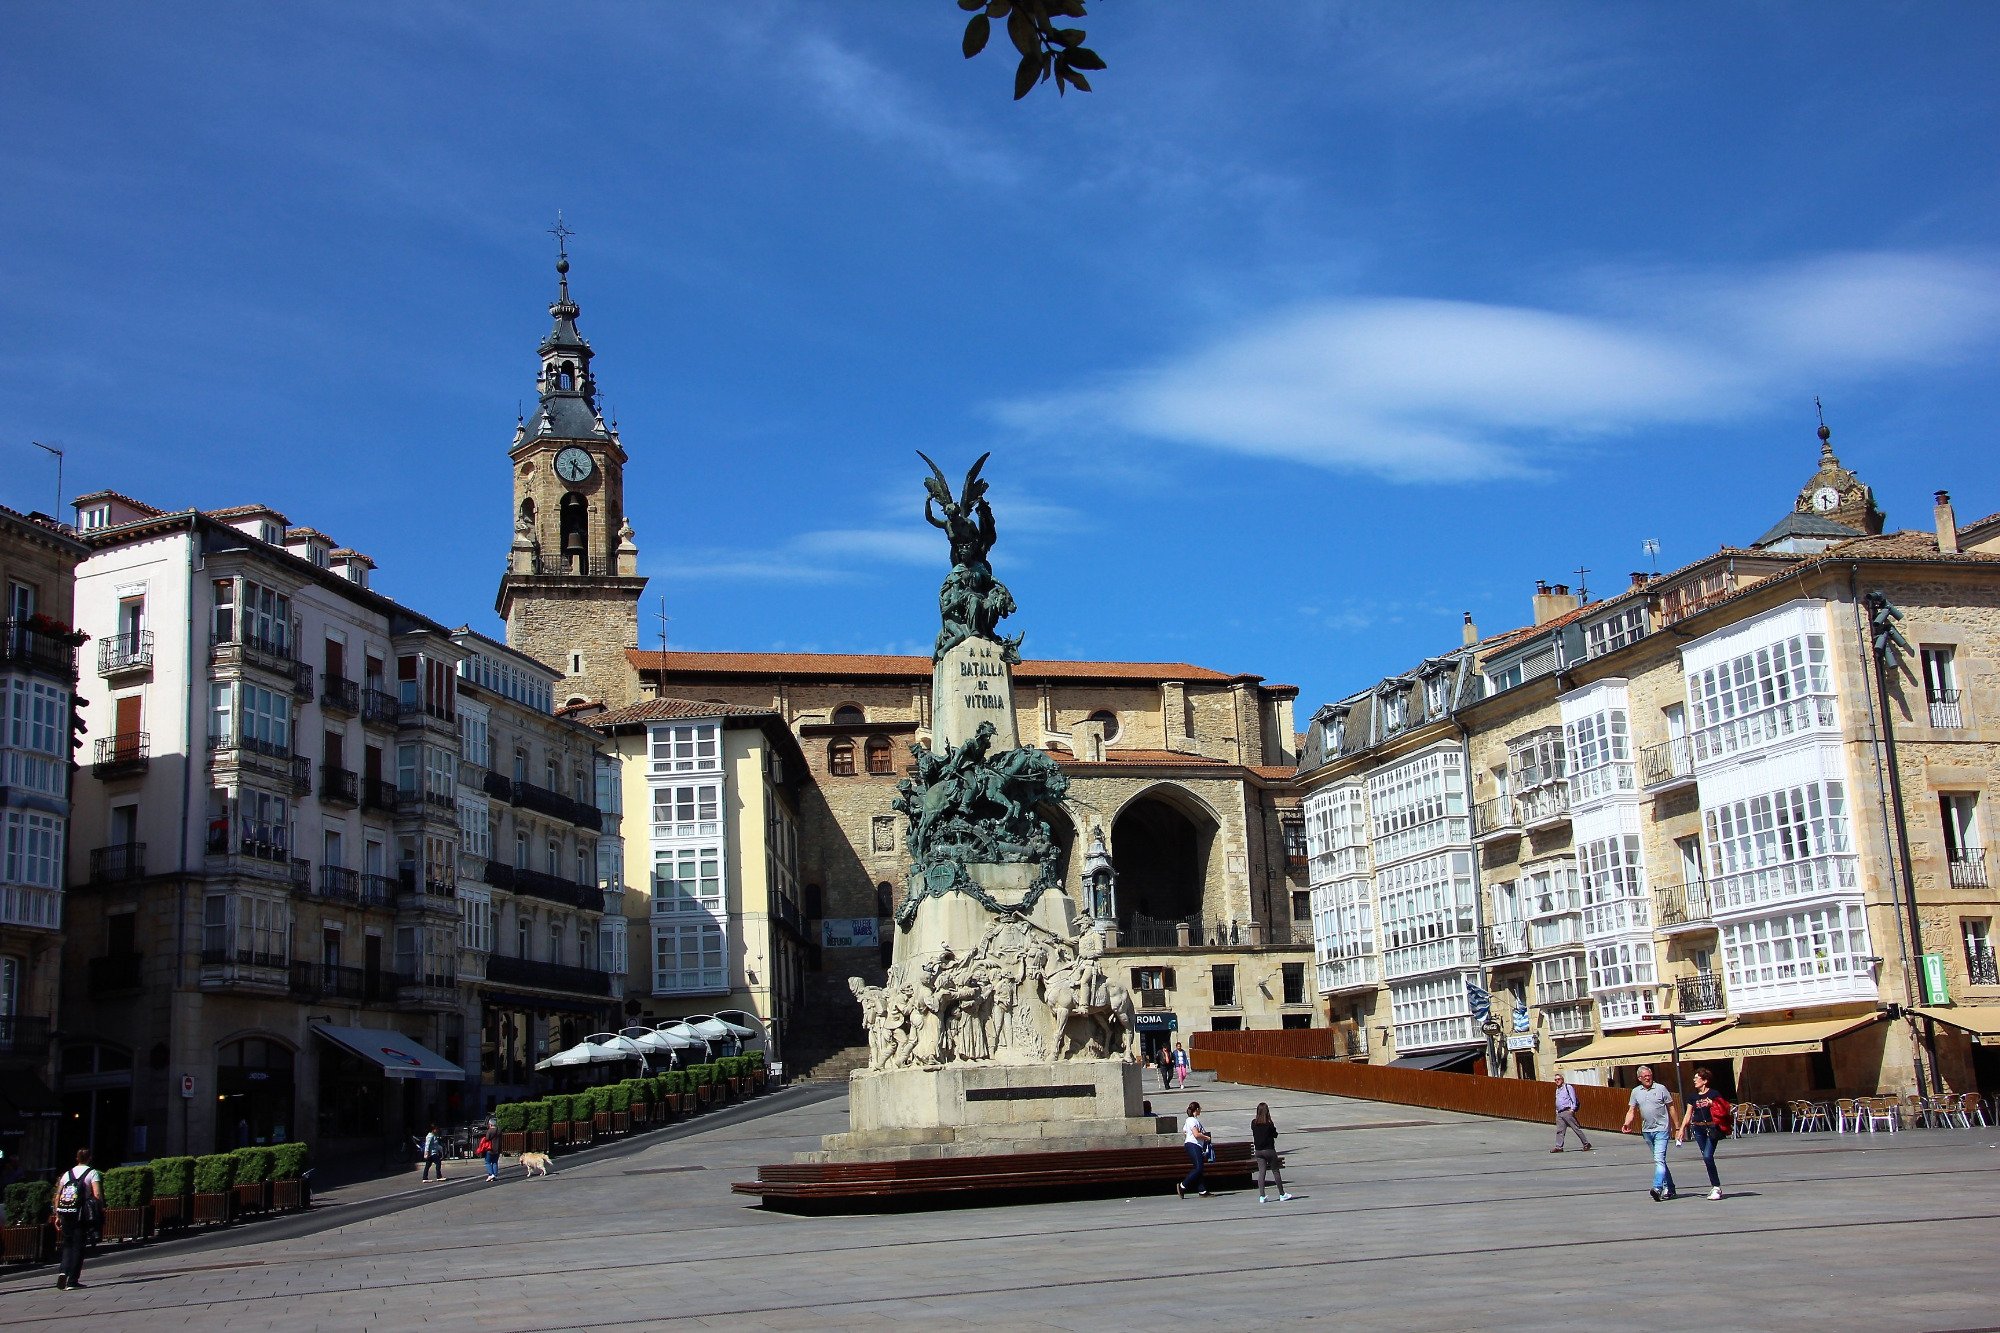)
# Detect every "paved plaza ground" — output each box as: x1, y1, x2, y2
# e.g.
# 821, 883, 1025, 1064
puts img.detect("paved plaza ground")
4, 1074, 1998, 1331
